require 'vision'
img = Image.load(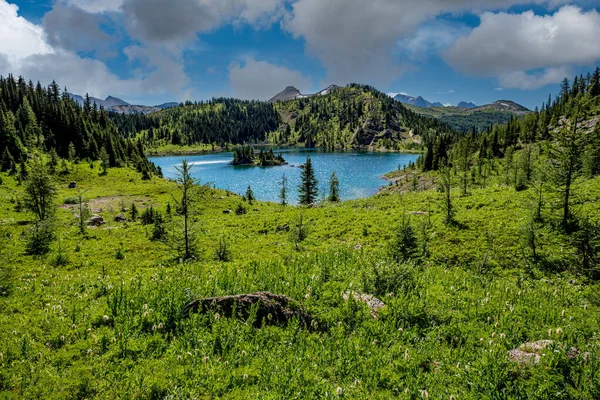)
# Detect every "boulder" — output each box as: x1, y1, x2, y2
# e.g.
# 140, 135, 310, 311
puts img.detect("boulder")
184, 292, 317, 330
114, 213, 127, 222
68, 181, 77, 189
509, 340, 593, 365
86, 215, 105, 227
343, 292, 385, 318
